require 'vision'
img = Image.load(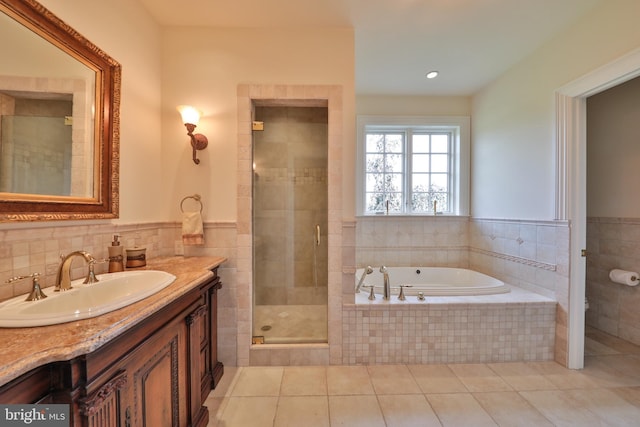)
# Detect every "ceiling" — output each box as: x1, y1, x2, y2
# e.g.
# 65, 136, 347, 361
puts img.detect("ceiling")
138, 0, 601, 96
